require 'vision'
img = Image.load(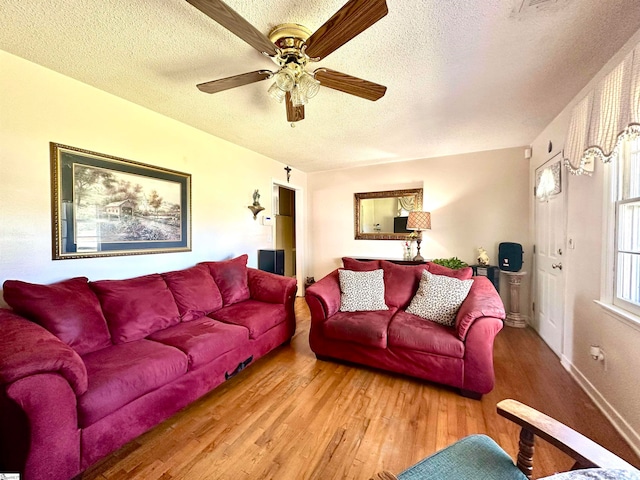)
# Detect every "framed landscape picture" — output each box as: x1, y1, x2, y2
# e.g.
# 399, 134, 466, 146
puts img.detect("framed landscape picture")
50, 143, 191, 260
